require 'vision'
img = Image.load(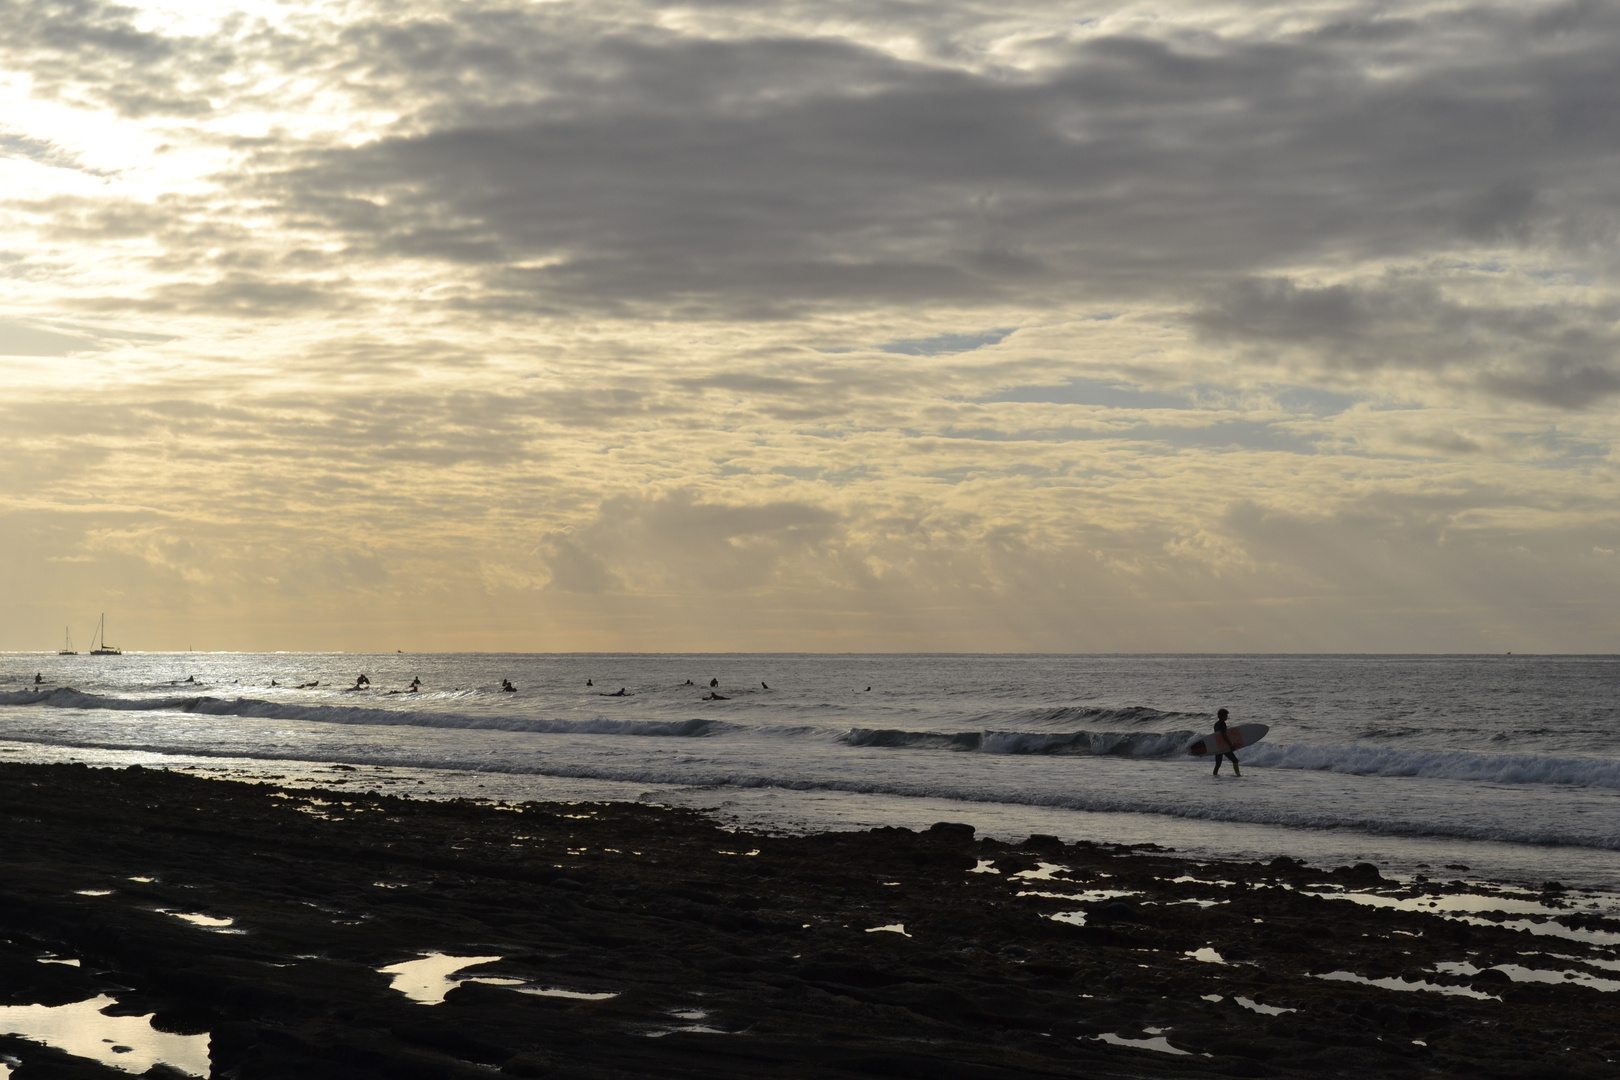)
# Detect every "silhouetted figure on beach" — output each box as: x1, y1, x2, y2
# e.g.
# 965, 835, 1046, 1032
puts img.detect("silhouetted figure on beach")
761, 681, 768, 690
586, 679, 593, 687
408, 677, 421, 693
34, 673, 42, 685
684, 679, 693, 685
710, 677, 718, 688
501, 679, 516, 692
602, 687, 629, 697
704, 692, 728, 701
185, 675, 196, 684
864, 686, 871, 692
270, 679, 278, 687
354, 674, 370, 690
1211, 708, 1241, 776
